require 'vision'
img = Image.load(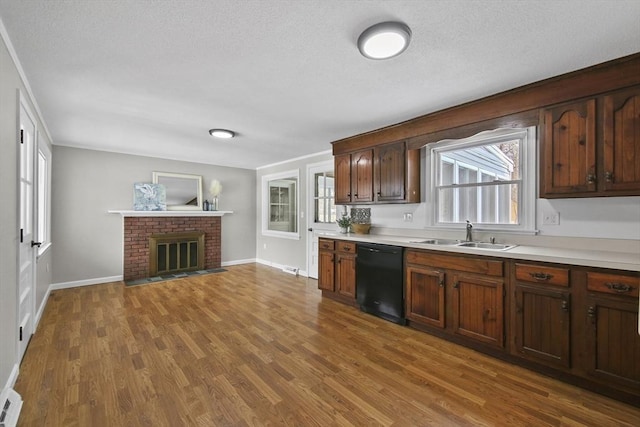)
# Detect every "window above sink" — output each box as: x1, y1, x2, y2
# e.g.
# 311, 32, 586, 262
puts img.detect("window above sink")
428, 127, 537, 234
